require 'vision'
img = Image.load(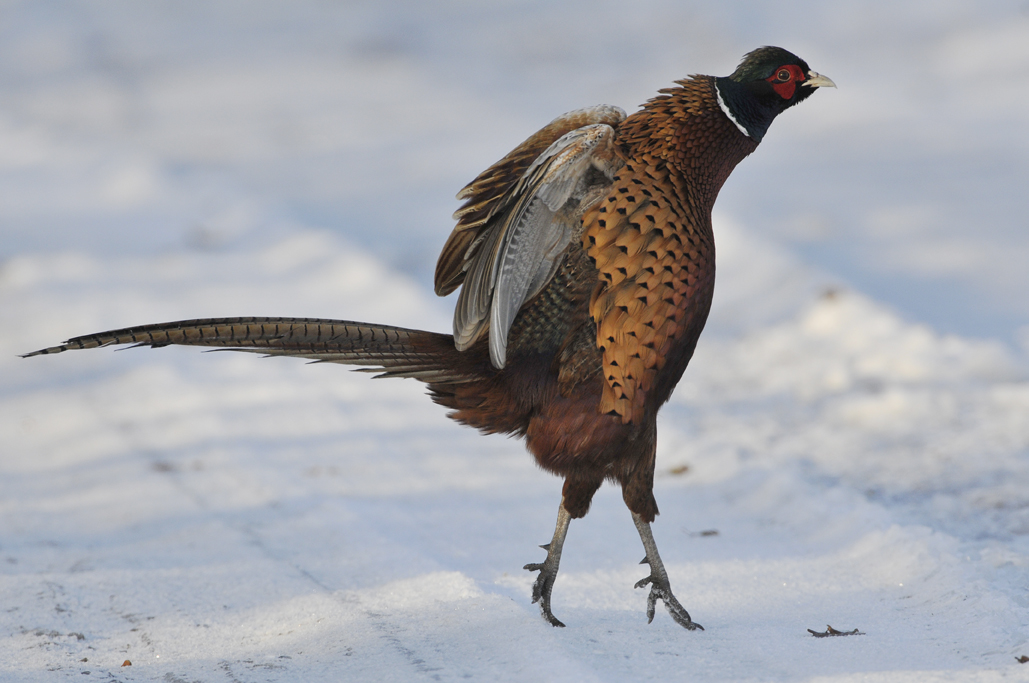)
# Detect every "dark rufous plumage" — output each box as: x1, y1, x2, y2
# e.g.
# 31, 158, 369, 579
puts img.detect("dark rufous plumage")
25, 47, 833, 630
